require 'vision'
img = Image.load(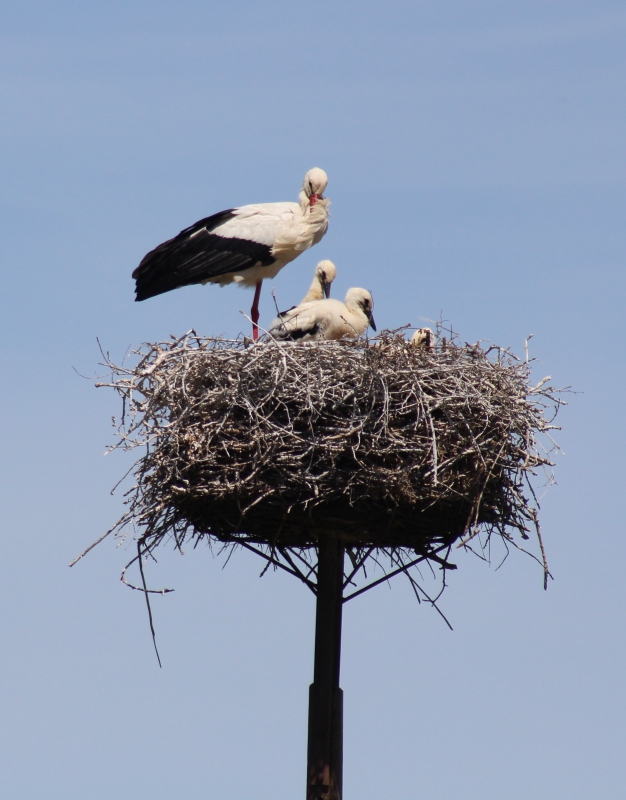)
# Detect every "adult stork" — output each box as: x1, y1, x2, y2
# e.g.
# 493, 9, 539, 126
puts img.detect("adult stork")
269, 288, 376, 341
132, 168, 330, 340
